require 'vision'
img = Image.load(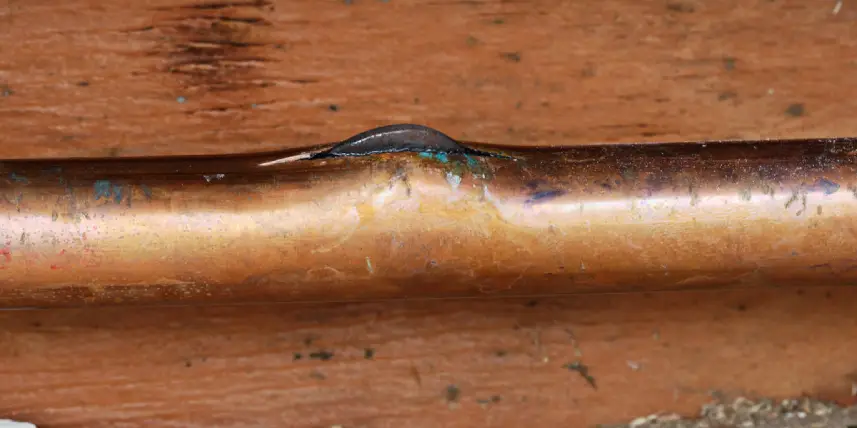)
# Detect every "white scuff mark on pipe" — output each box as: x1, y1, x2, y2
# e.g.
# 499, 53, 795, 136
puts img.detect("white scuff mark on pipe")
0, 420, 37, 428
445, 172, 461, 190
311, 207, 361, 254
257, 151, 320, 166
